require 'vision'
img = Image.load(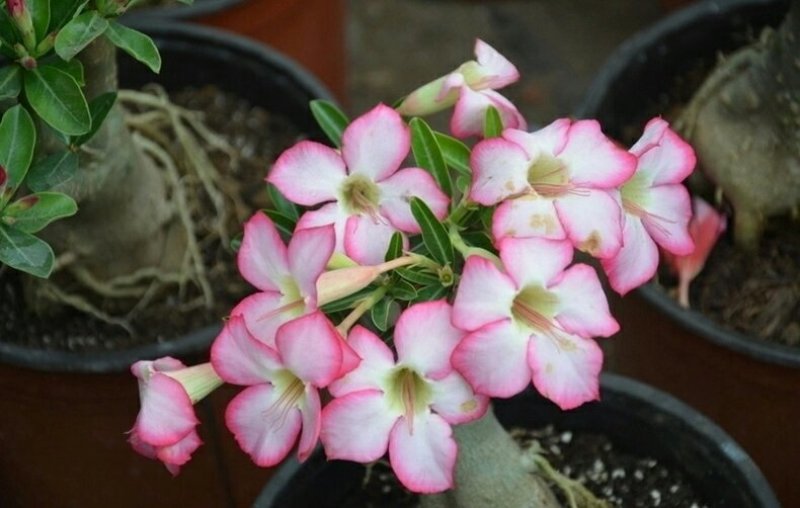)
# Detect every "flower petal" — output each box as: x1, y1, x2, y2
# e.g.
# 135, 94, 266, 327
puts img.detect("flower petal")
633, 118, 696, 185
602, 215, 660, 296
320, 389, 398, 462
469, 137, 530, 205
389, 413, 457, 493
452, 256, 516, 332
430, 371, 489, 425
288, 225, 336, 303
379, 168, 449, 232
528, 332, 602, 410
498, 237, 573, 288
558, 120, 636, 188
451, 320, 531, 398
473, 39, 519, 89
329, 325, 395, 397
450, 87, 525, 139
211, 316, 282, 386
136, 373, 197, 446
296, 203, 348, 255
640, 184, 694, 255
230, 291, 298, 347
344, 214, 399, 265
491, 195, 566, 242
276, 312, 342, 387
225, 384, 302, 467
155, 429, 202, 476
237, 213, 289, 292
551, 264, 619, 338
503, 119, 570, 160
268, 140, 346, 206
394, 301, 464, 379
629, 116, 670, 157
297, 386, 322, 463
555, 189, 623, 259
343, 104, 410, 182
